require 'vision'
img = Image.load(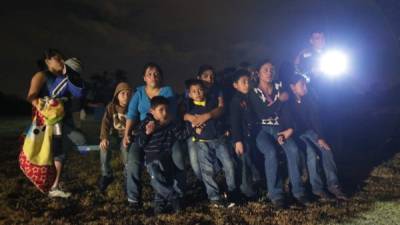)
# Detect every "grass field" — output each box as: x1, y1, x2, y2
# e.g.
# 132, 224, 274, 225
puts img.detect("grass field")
1, 115, 400, 225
